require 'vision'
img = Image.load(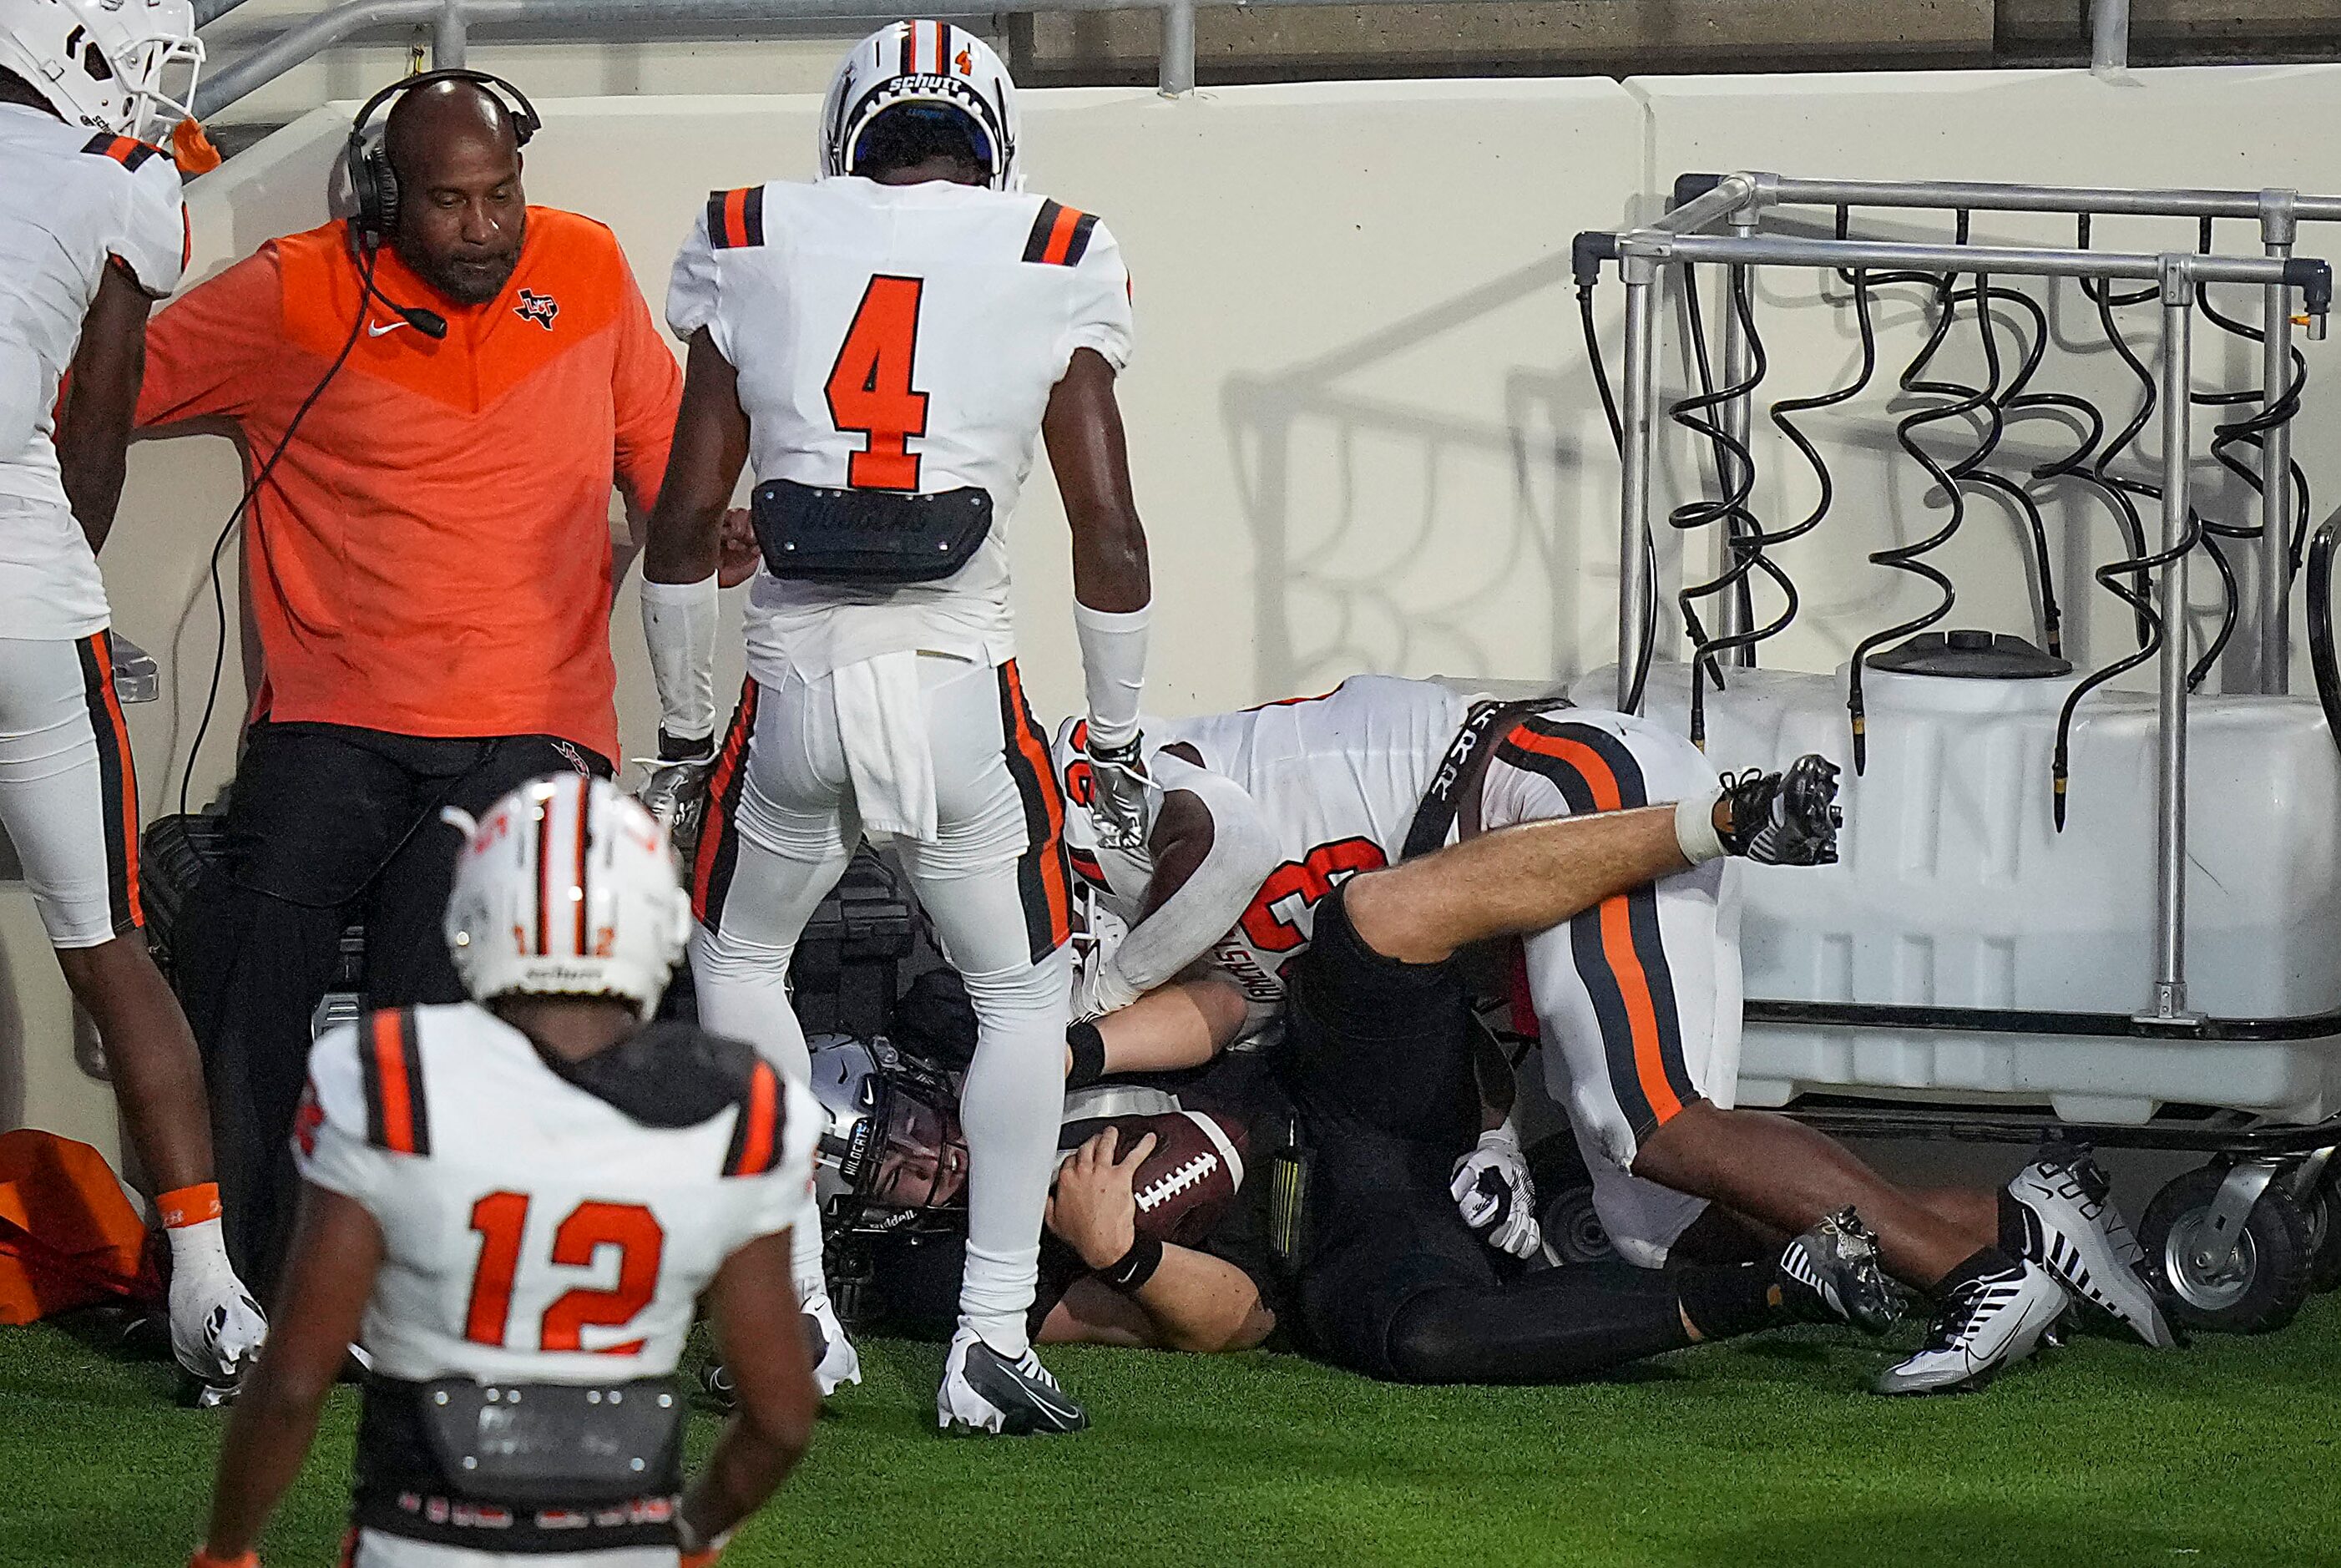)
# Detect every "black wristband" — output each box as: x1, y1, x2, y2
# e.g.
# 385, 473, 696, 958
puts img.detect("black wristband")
1064, 1020, 1107, 1090
1099, 1232, 1164, 1293
658, 727, 714, 763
